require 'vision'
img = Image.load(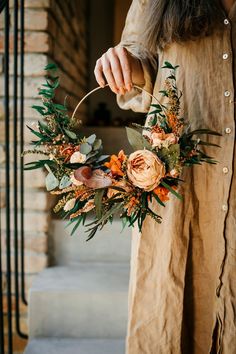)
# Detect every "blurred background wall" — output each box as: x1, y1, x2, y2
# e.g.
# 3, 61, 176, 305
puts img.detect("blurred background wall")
0, 1, 138, 353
